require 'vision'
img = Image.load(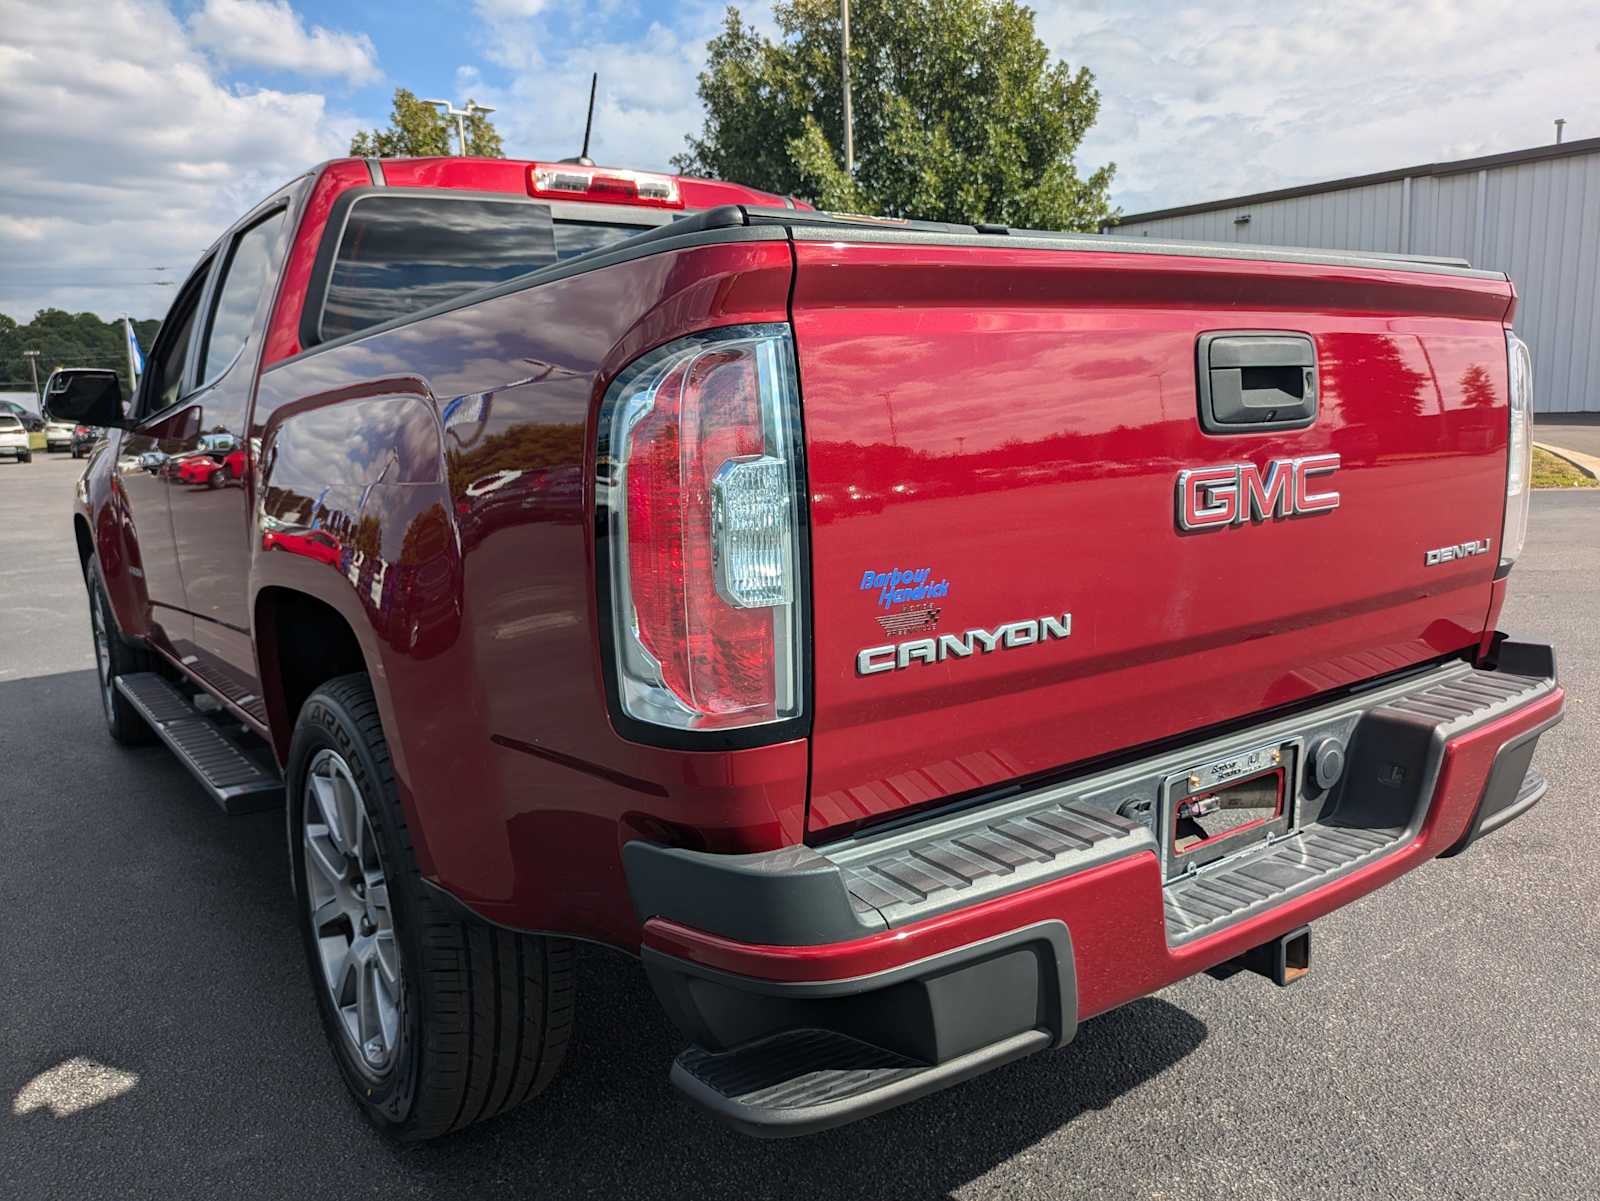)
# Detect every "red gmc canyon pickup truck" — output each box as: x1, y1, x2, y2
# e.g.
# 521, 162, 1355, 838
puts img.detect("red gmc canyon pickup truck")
50, 155, 1562, 1141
